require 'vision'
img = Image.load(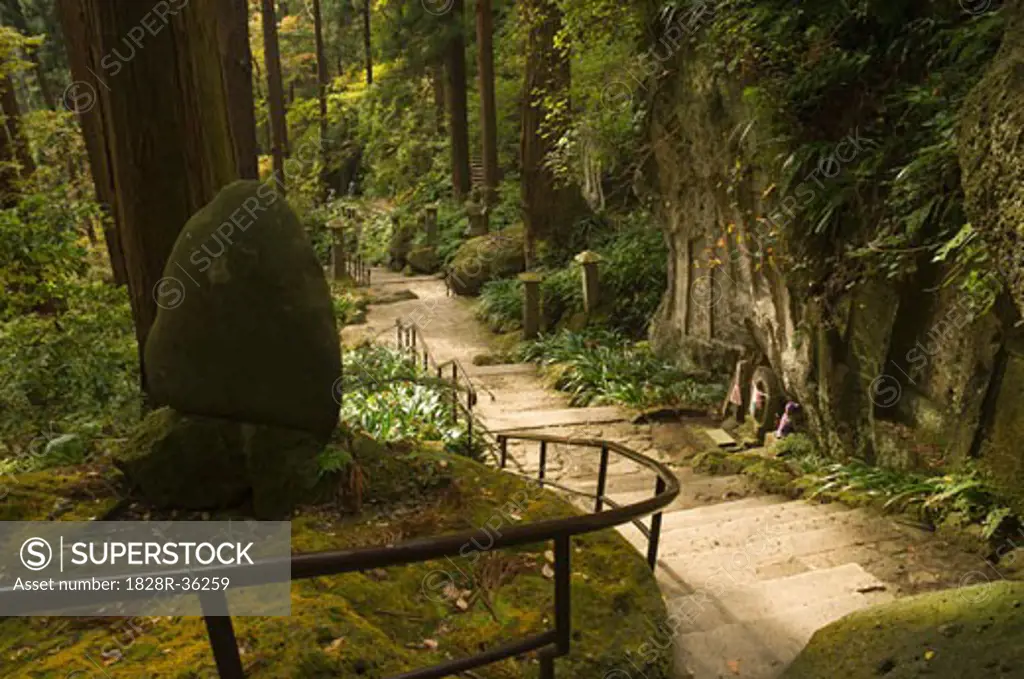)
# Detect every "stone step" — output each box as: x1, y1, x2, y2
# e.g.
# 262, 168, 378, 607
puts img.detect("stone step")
675, 587, 895, 679
659, 516, 904, 586
464, 363, 538, 377
704, 427, 737, 448
665, 562, 892, 634
658, 500, 850, 543
482, 406, 630, 432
